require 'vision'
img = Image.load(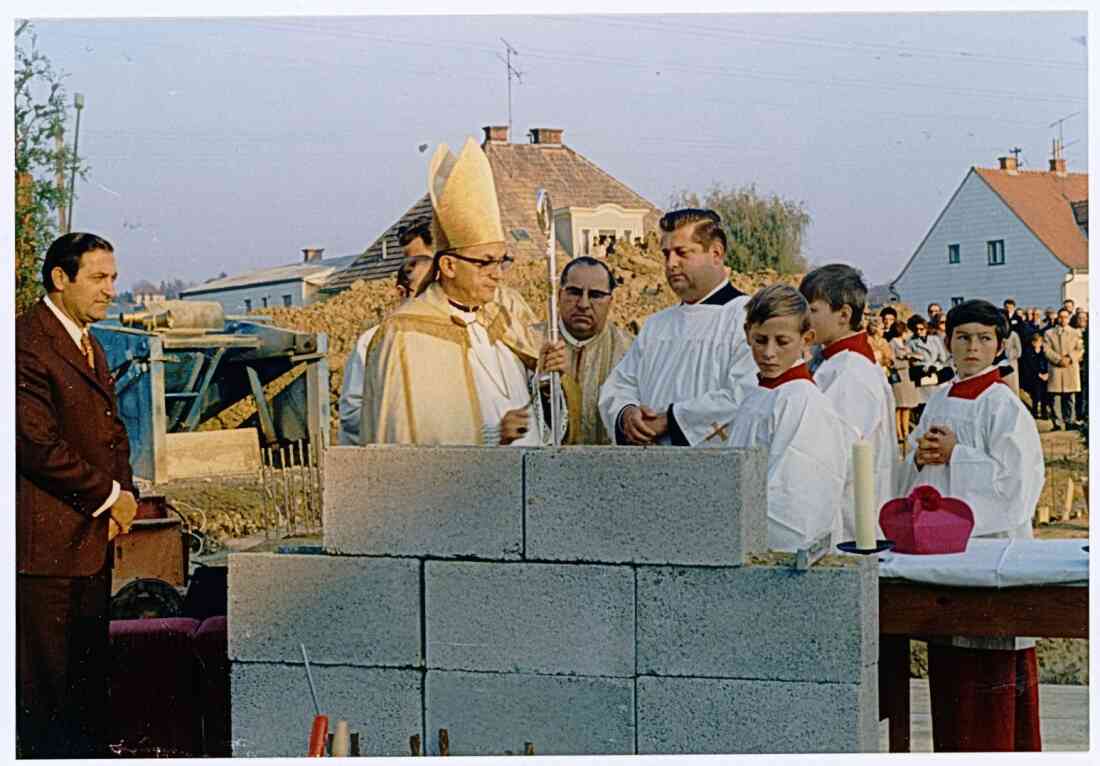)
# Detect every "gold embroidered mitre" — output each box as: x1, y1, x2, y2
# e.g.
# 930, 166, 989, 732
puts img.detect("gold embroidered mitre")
428, 137, 505, 252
